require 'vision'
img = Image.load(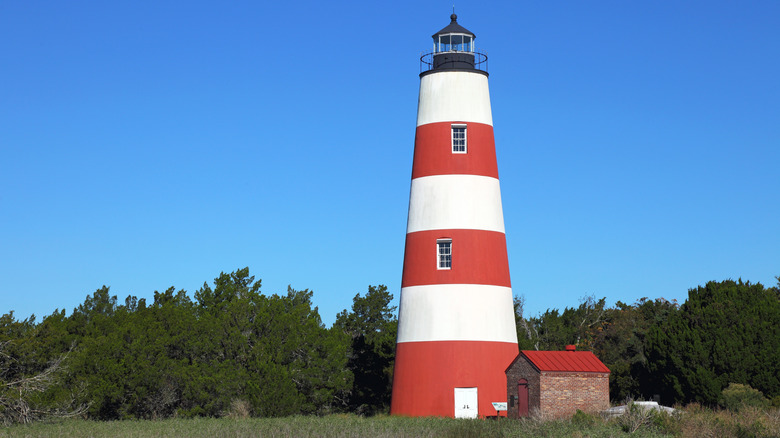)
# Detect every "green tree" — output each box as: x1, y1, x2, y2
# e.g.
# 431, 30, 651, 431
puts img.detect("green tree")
513, 295, 538, 350
333, 285, 397, 415
67, 287, 193, 419
719, 383, 770, 411
121, 288, 193, 419
591, 298, 678, 401
0, 312, 85, 425
246, 286, 351, 416
515, 295, 607, 351
63, 269, 352, 419
647, 279, 780, 405
191, 269, 351, 417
